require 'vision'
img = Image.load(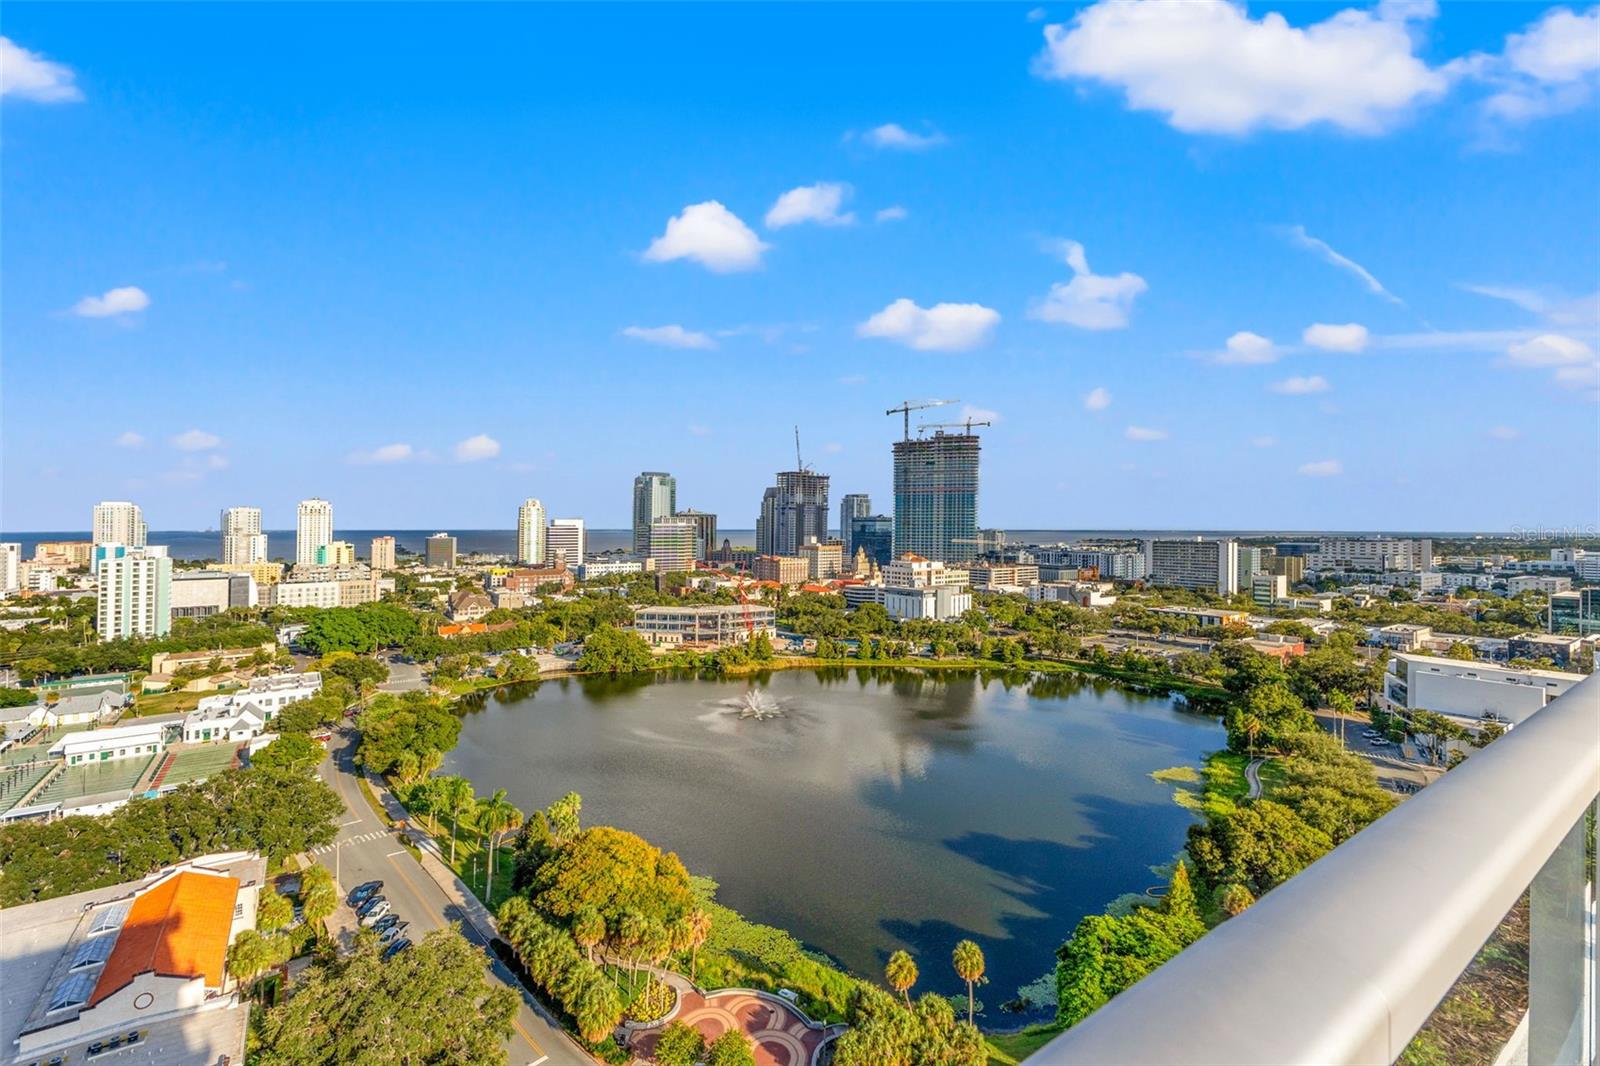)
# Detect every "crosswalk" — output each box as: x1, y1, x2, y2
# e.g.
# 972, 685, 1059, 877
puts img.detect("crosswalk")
310, 829, 389, 855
